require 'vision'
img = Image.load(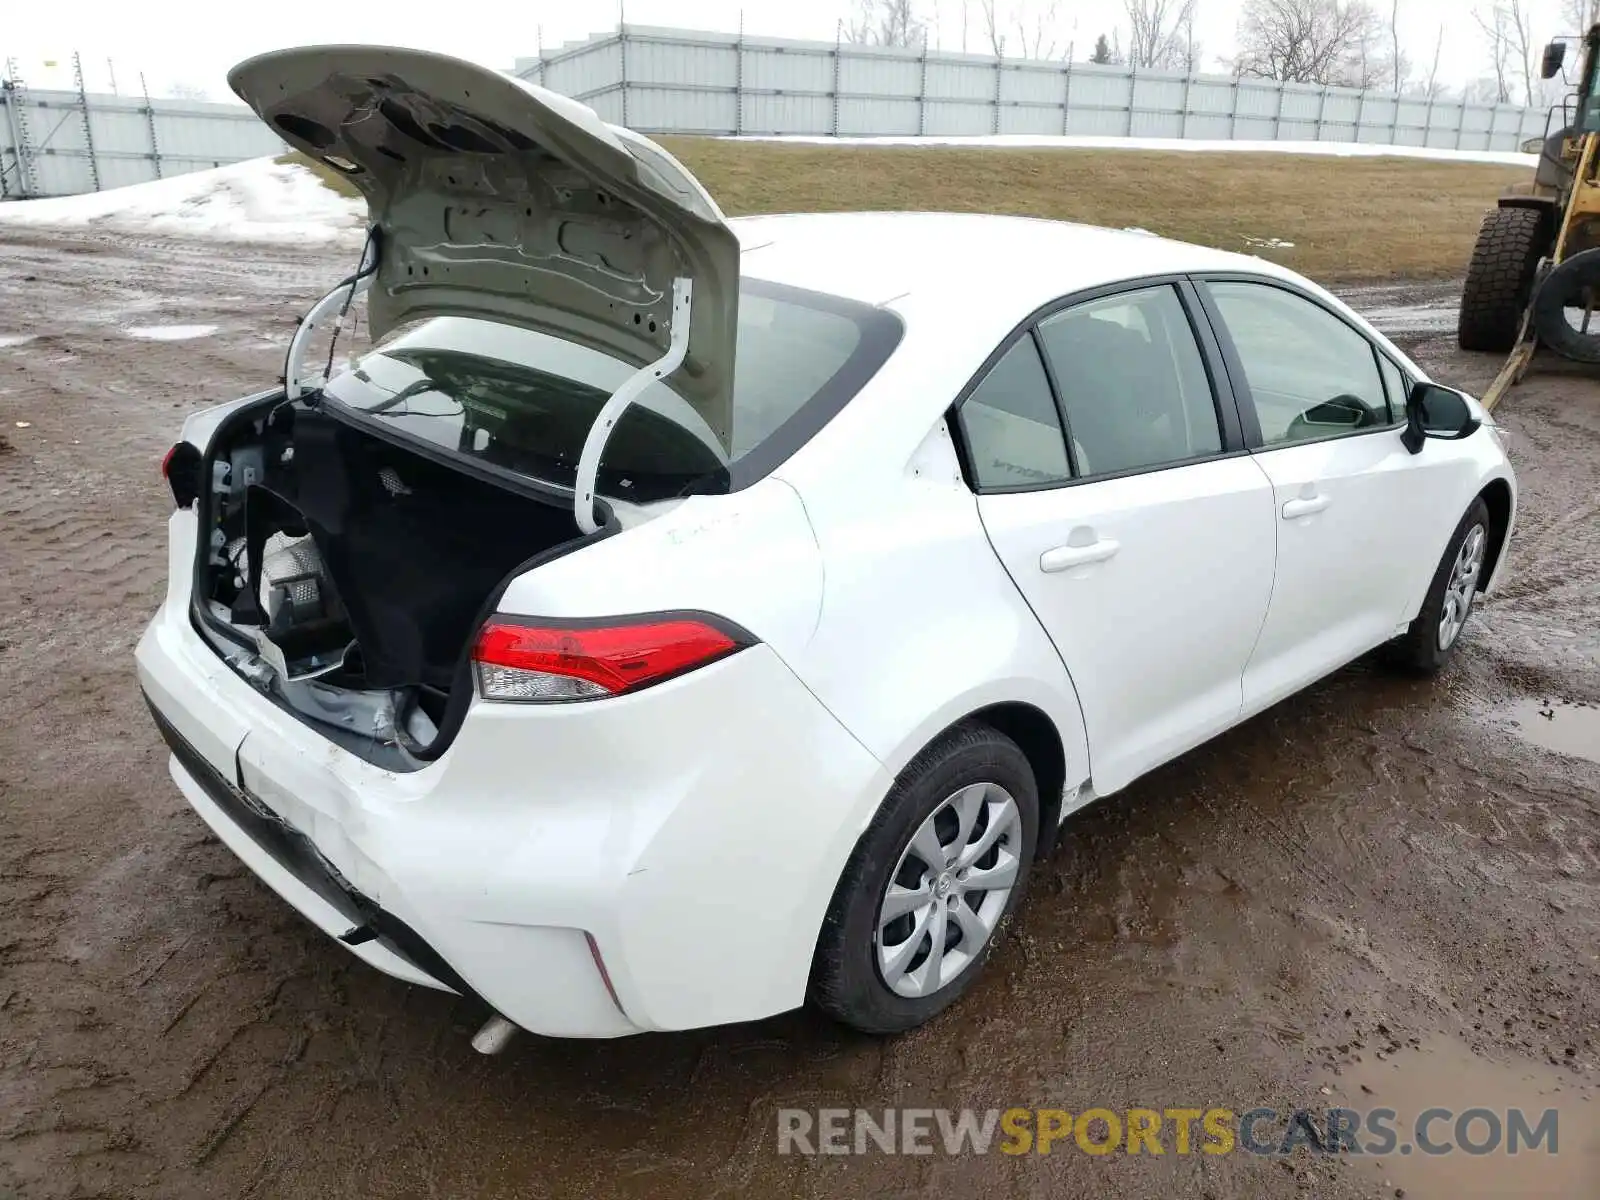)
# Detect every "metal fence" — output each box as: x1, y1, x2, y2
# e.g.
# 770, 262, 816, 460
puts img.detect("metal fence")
2, 29, 1548, 202
515, 24, 1548, 150
1, 57, 286, 199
